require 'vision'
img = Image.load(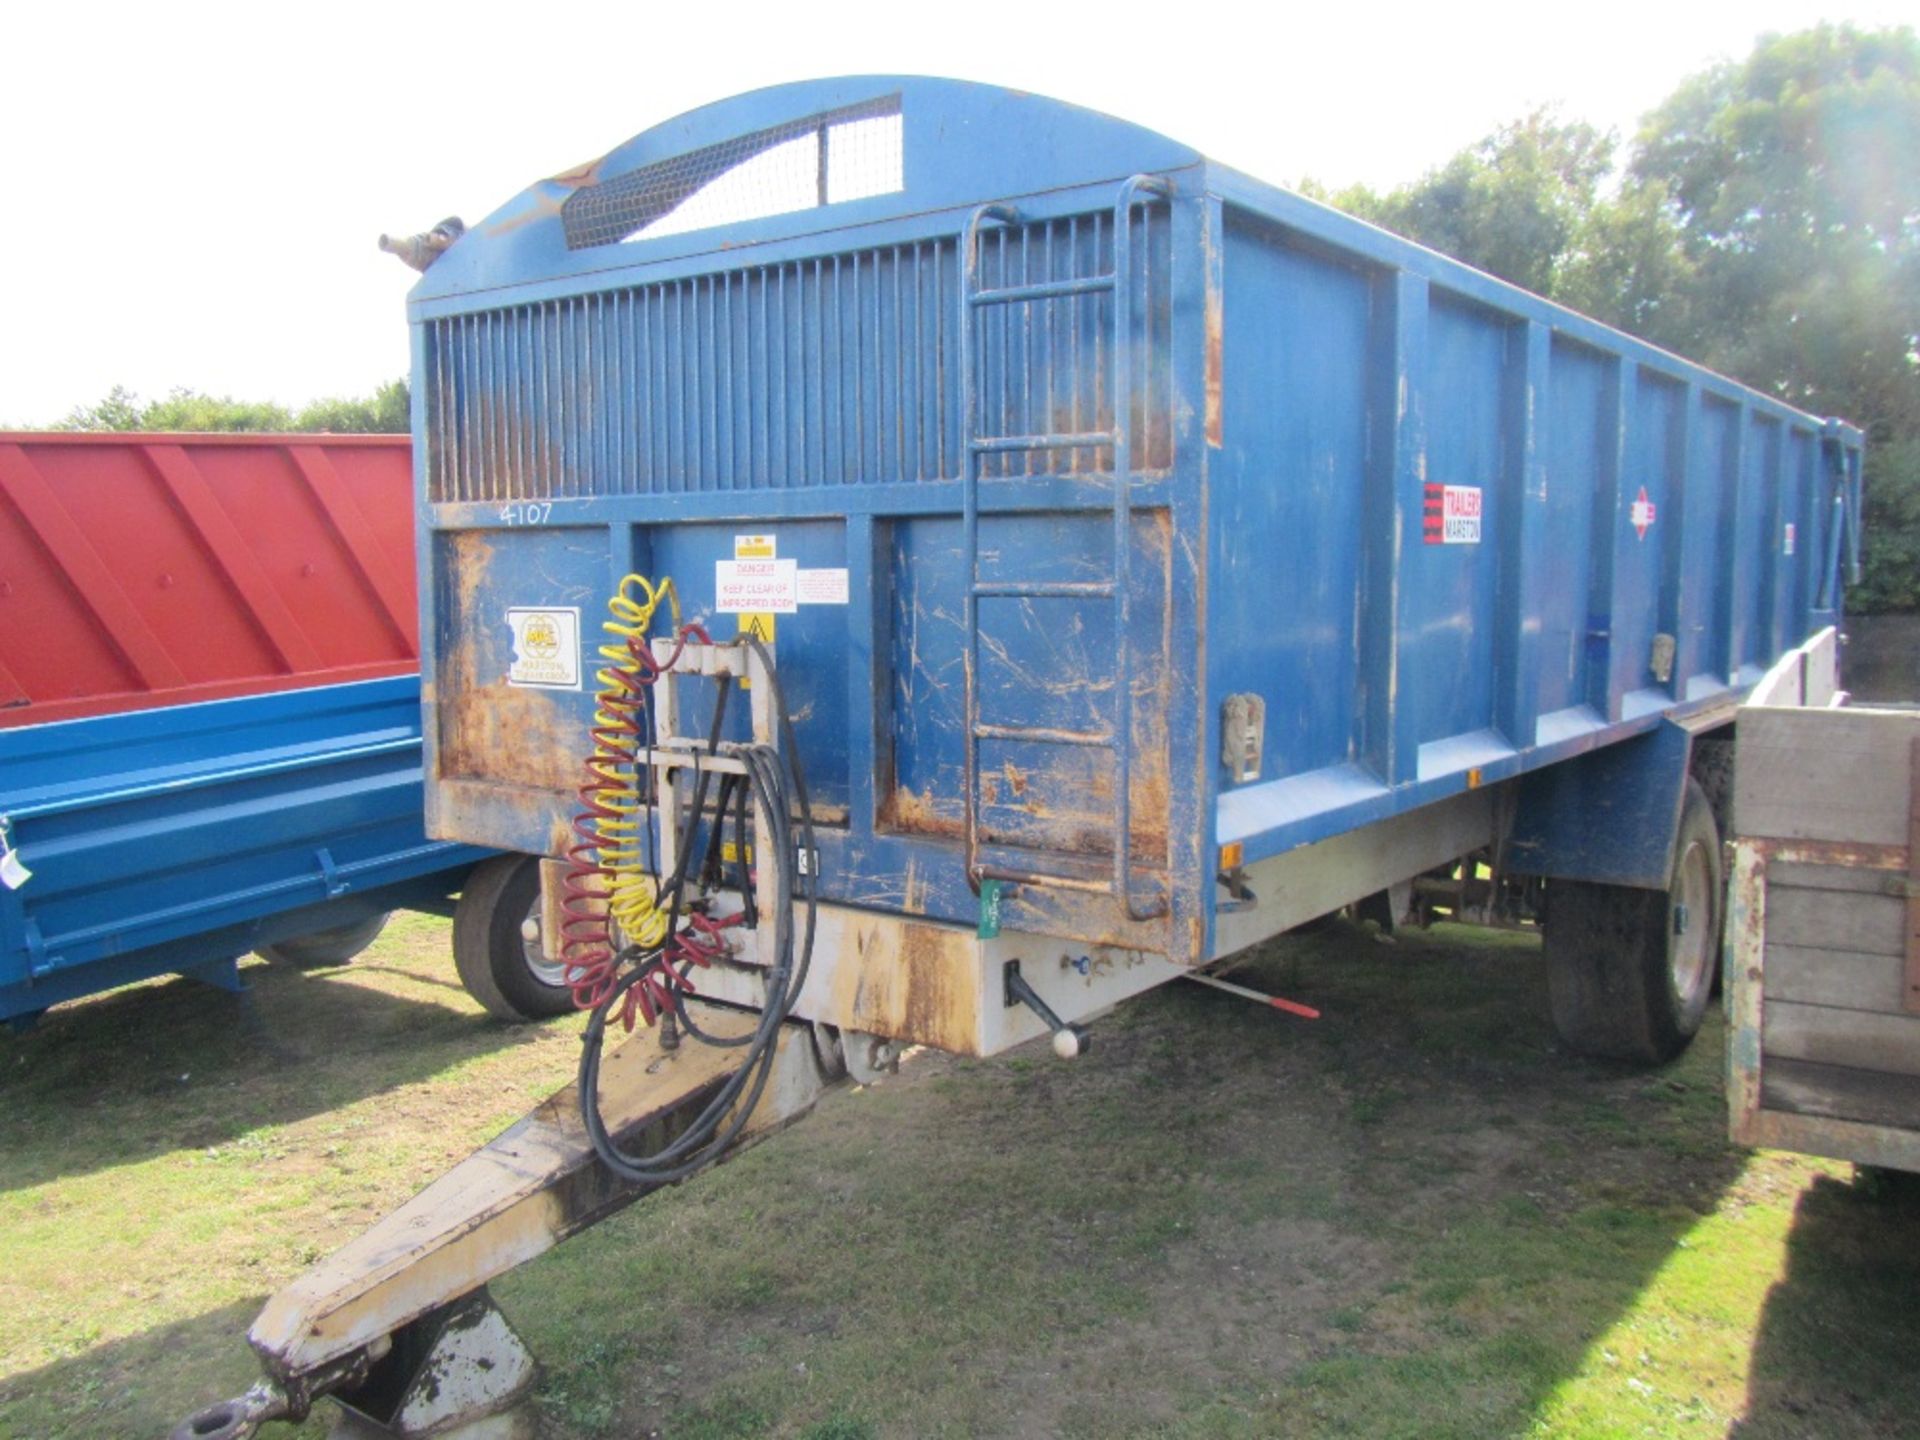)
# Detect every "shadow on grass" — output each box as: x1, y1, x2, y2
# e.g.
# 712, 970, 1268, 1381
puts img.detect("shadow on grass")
0, 920, 1847, 1439
0, 938, 545, 1193
0, 1296, 328, 1440
480, 921, 1770, 1439
1734, 1171, 1920, 1438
